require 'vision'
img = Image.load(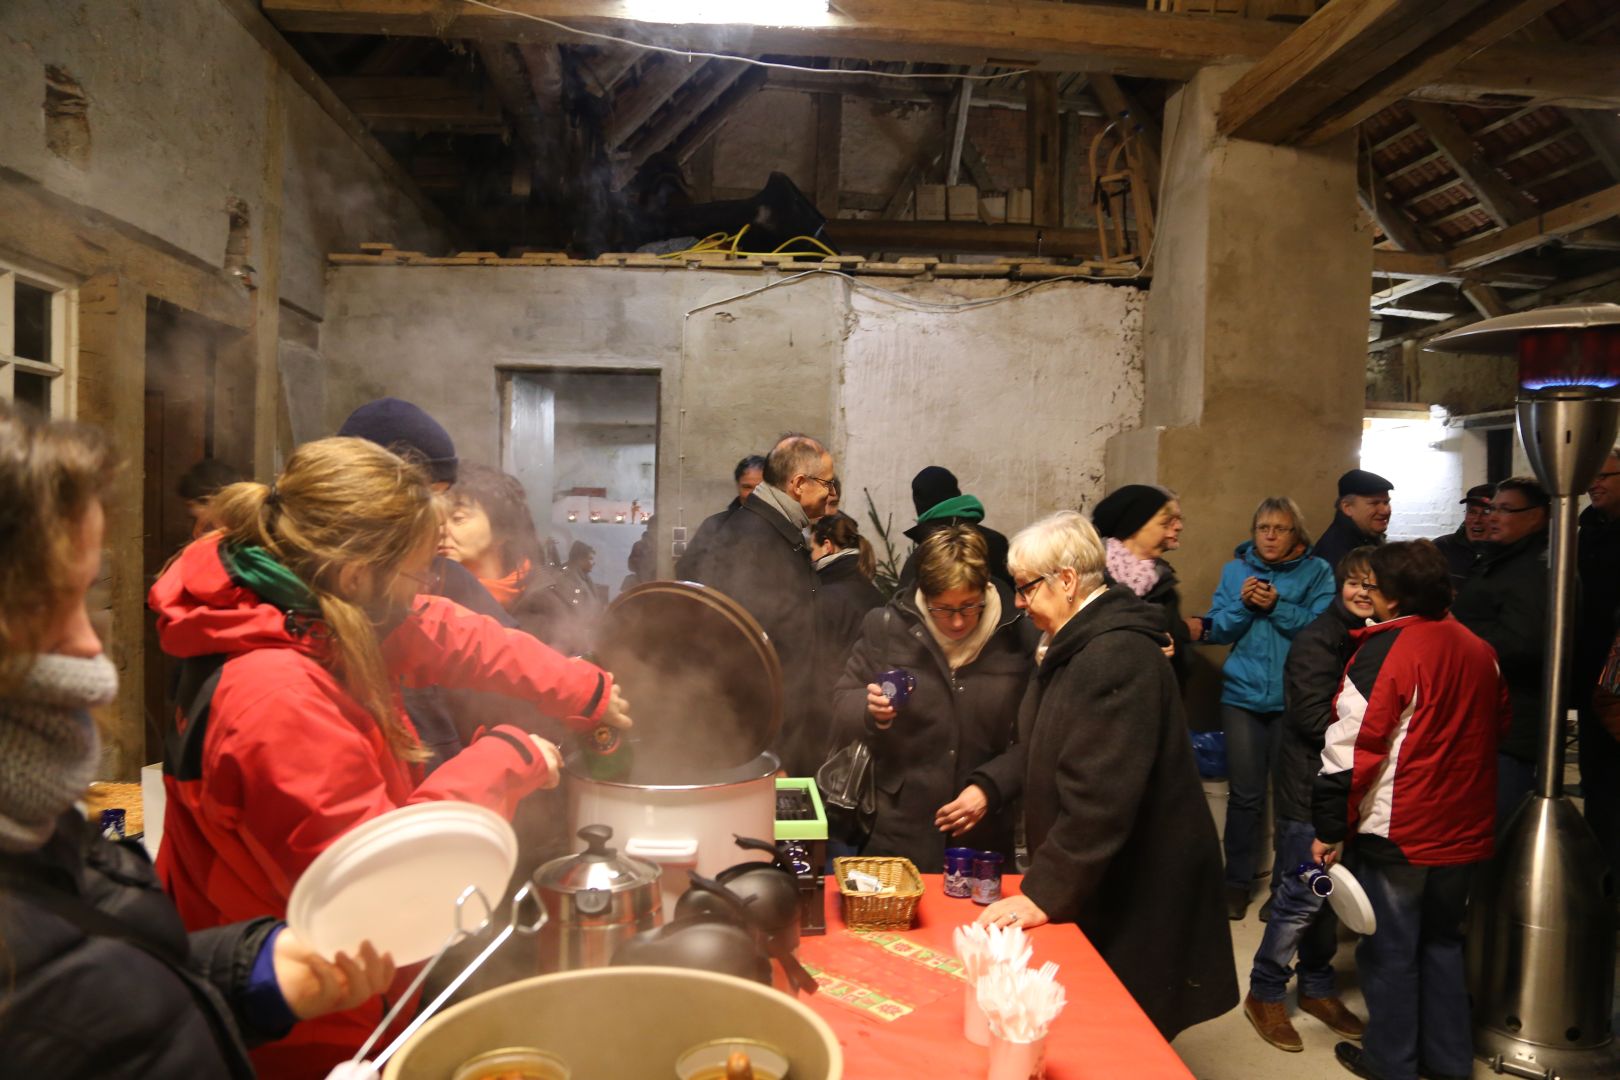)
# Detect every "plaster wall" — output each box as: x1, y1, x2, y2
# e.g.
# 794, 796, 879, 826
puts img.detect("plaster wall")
320, 265, 1146, 576
0, 0, 445, 317
1361, 417, 1488, 541
1109, 64, 1372, 617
